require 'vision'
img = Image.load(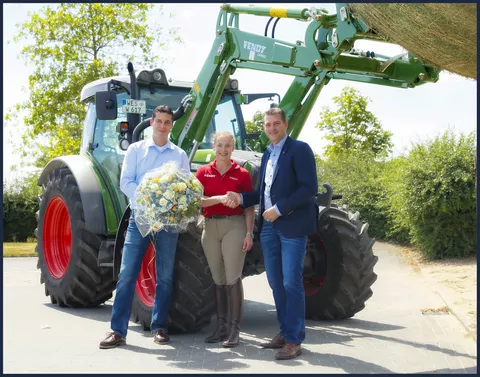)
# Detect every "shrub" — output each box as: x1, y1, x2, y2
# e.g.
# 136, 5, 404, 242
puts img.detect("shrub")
381, 156, 412, 243
401, 130, 476, 259
3, 174, 41, 242
317, 151, 390, 239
